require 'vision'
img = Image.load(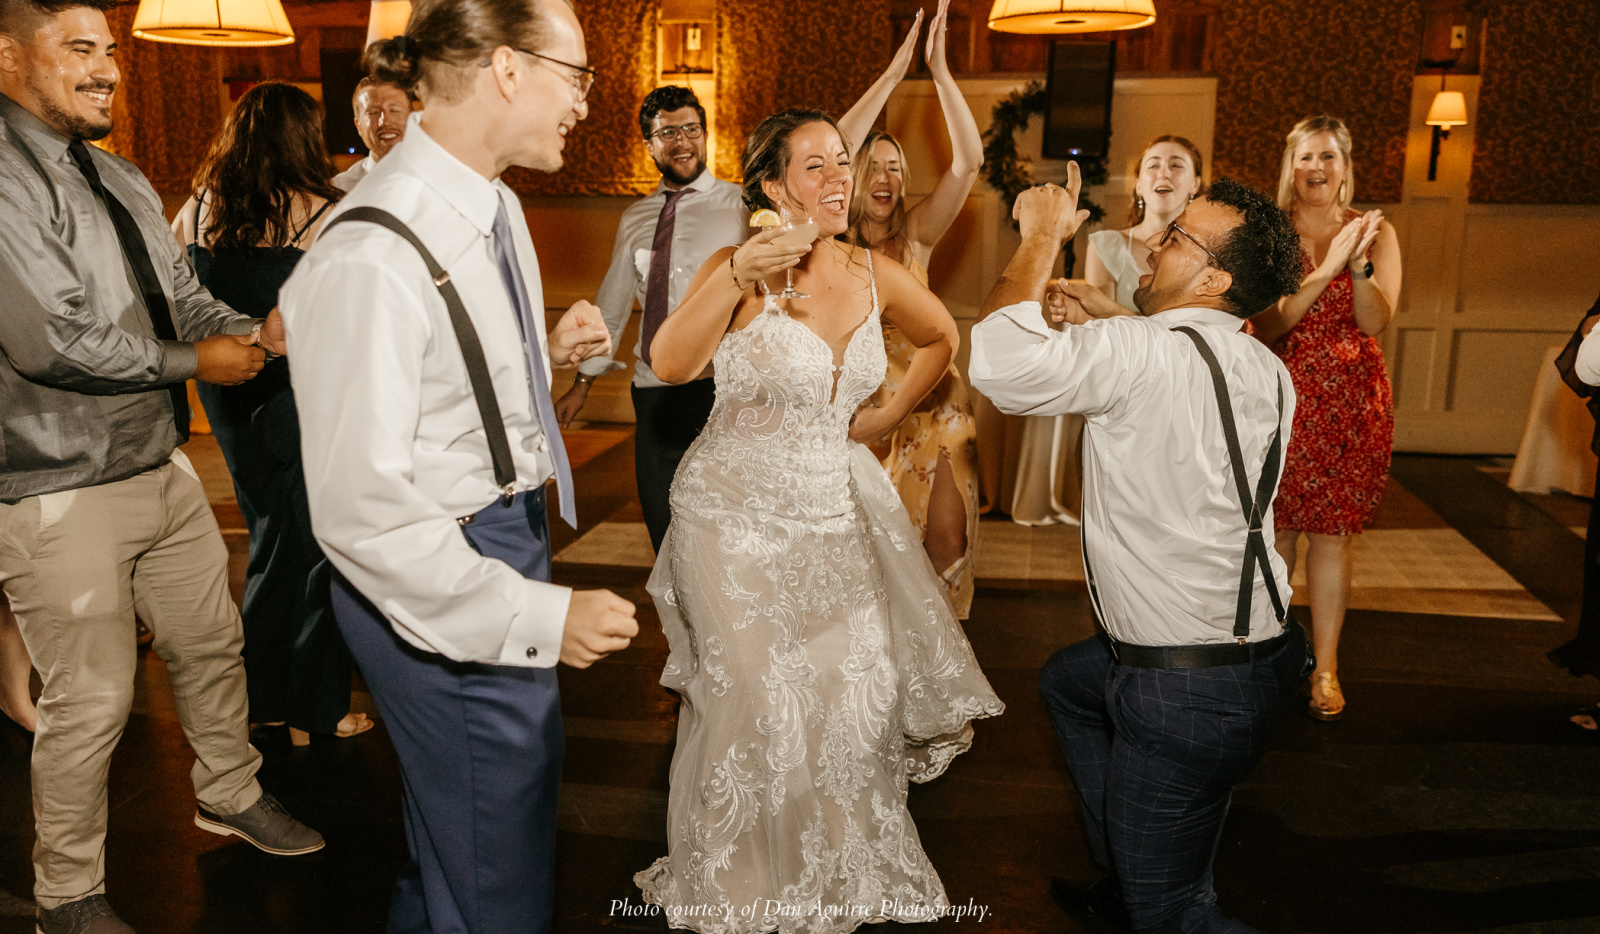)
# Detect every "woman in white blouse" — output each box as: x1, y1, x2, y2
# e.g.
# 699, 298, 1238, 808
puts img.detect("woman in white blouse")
1063, 136, 1207, 318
